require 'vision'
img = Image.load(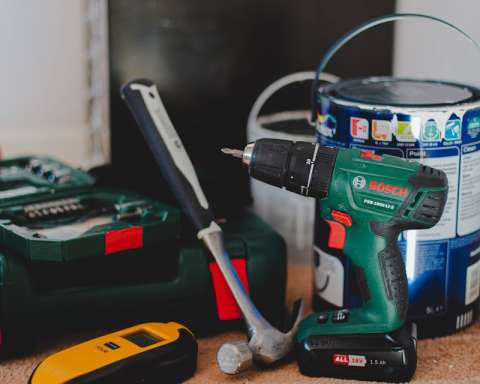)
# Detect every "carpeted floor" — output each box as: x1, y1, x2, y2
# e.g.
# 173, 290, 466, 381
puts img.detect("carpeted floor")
1, 265, 480, 383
